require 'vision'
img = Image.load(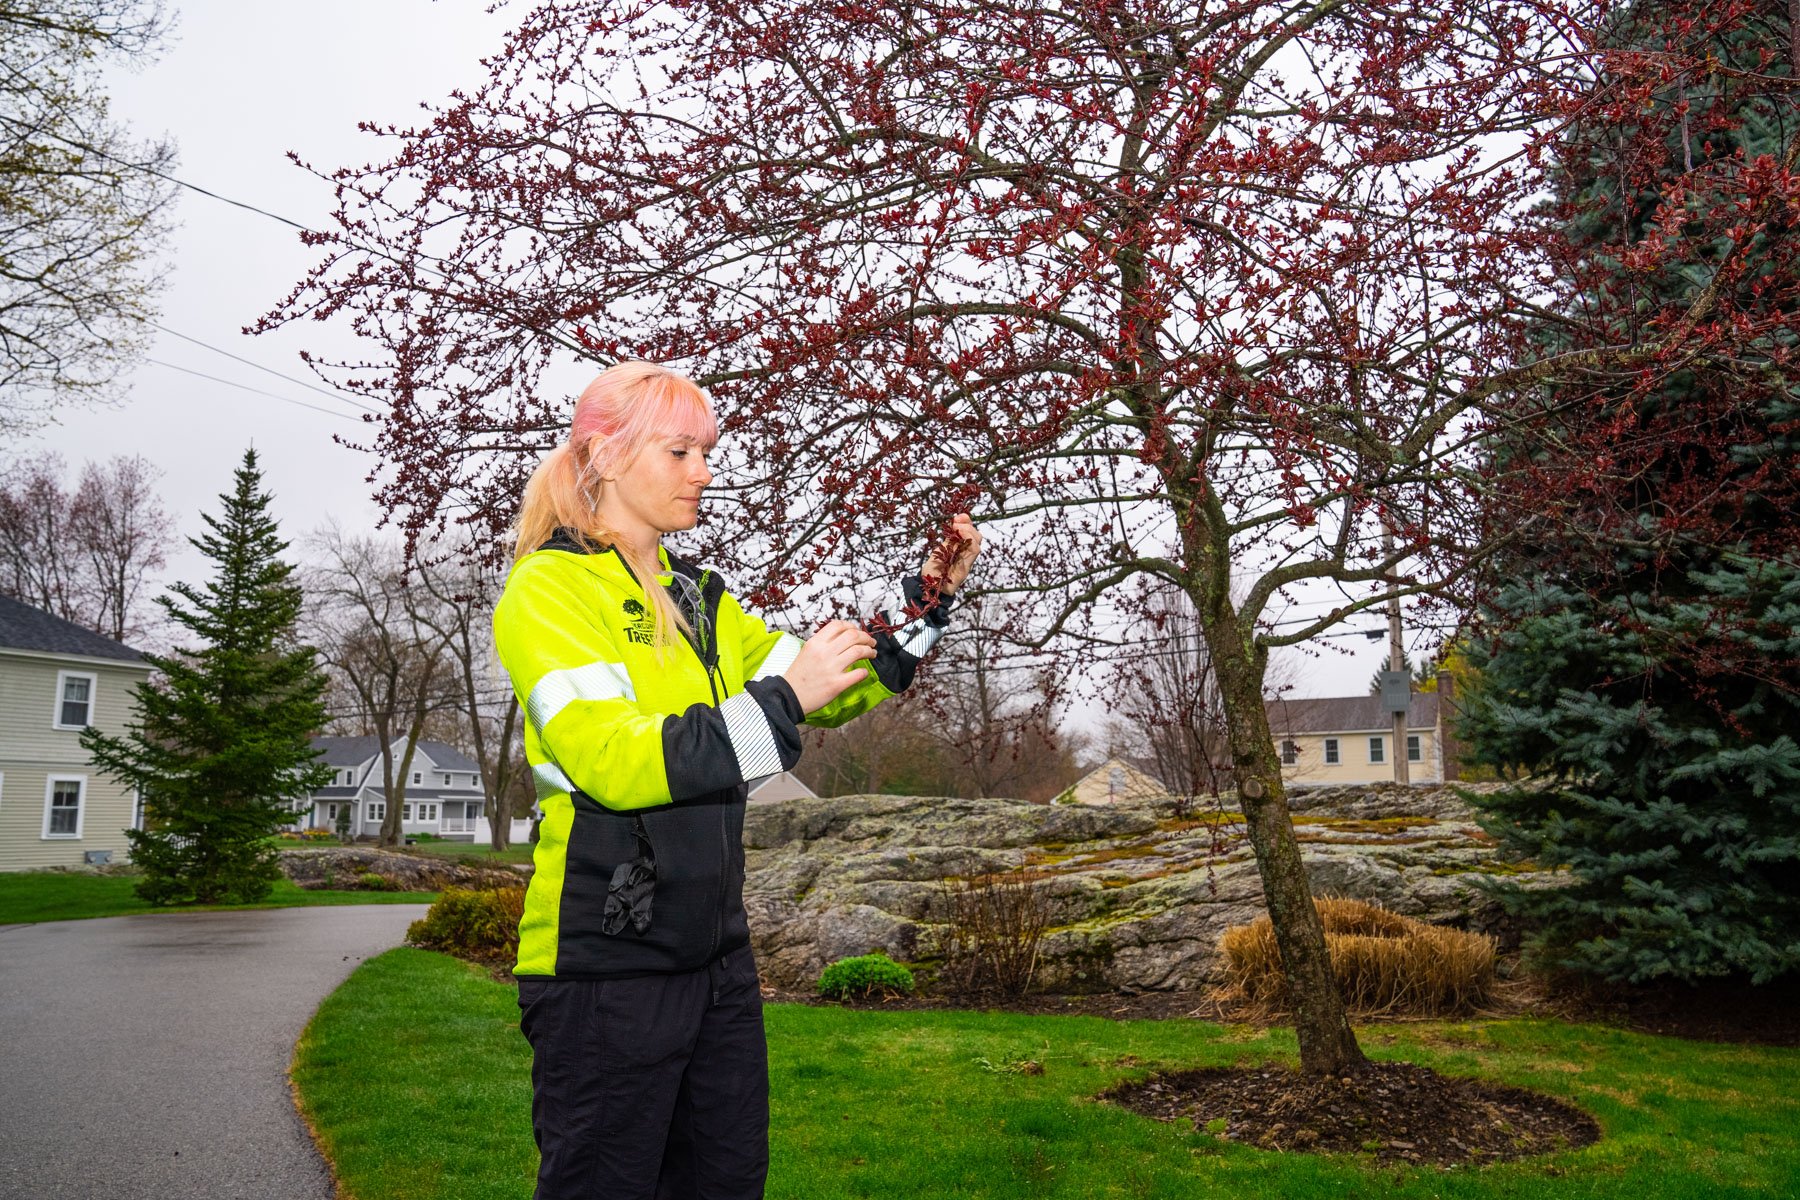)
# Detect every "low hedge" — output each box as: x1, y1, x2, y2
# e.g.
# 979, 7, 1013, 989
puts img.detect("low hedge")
817, 953, 916, 1001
